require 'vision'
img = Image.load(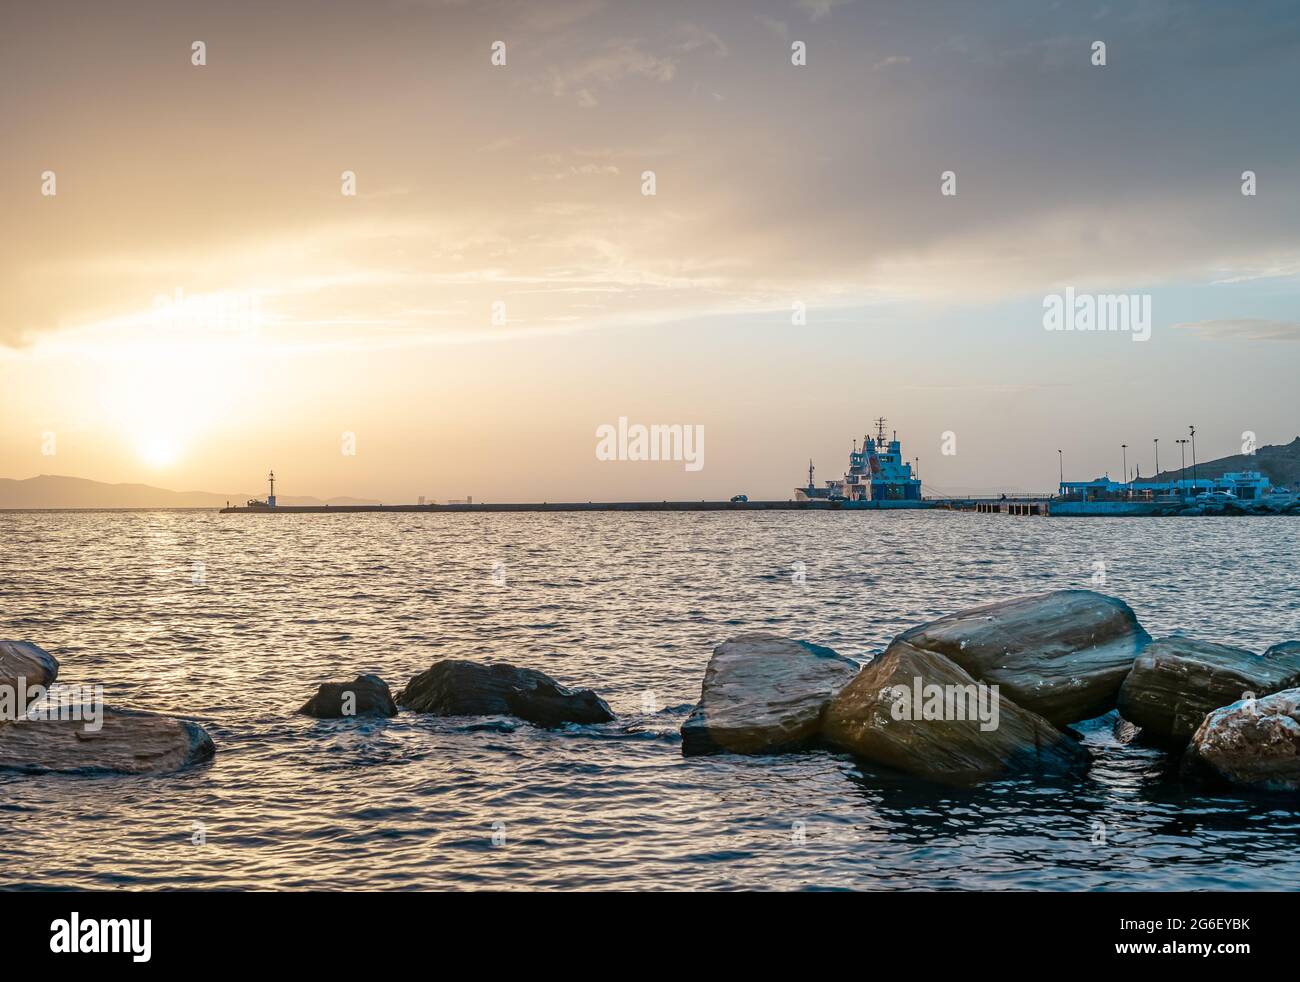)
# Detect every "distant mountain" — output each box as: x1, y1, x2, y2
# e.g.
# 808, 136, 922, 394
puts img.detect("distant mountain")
0, 475, 381, 509
1143, 437, 1300, 489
